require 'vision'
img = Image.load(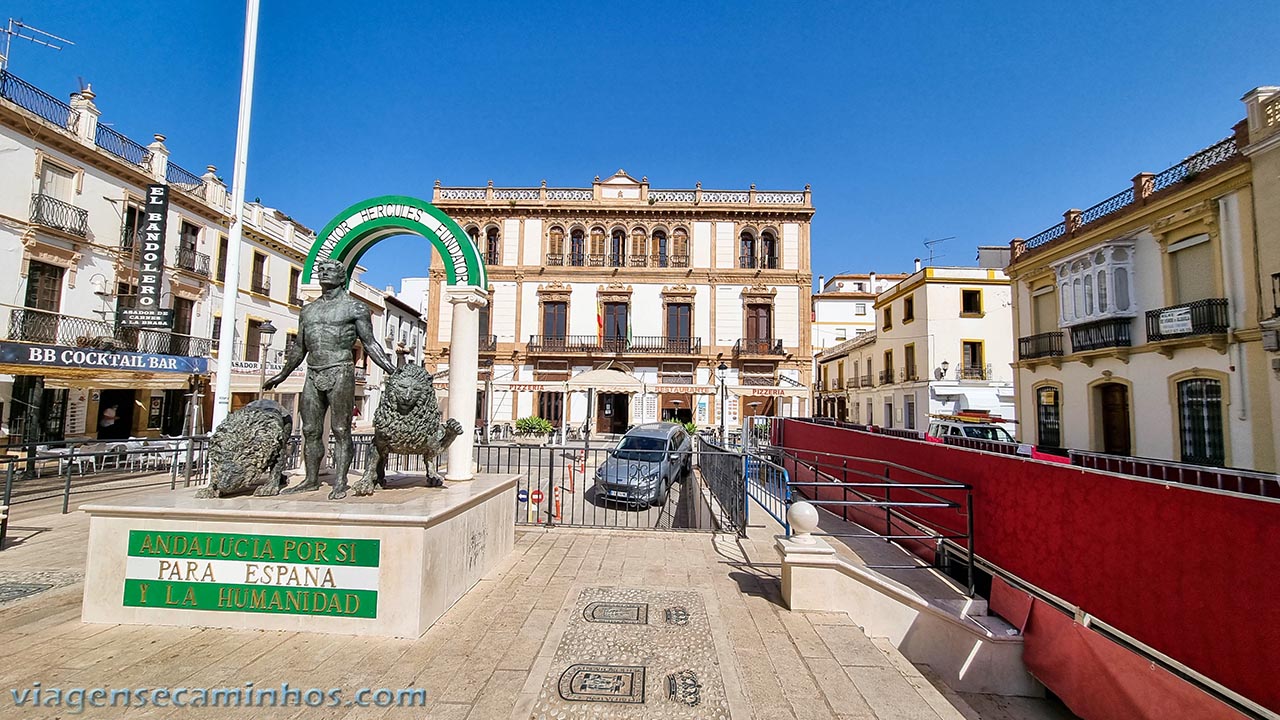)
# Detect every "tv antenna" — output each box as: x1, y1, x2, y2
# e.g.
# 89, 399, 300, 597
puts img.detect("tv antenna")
923, 236, 954, 265
1, 19, 75, 72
